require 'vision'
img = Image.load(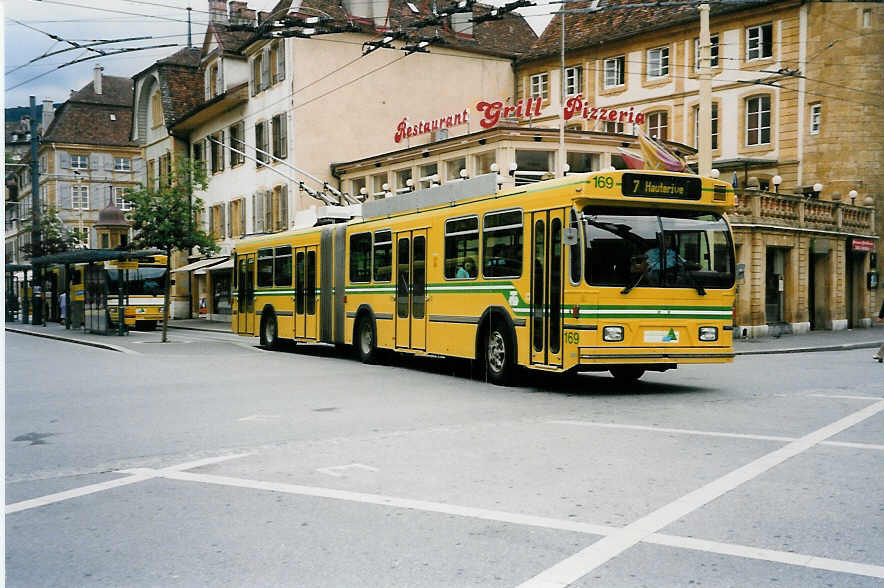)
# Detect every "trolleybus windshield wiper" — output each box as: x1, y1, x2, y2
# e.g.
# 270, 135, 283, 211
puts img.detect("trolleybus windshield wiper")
621, 263, 648, 295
